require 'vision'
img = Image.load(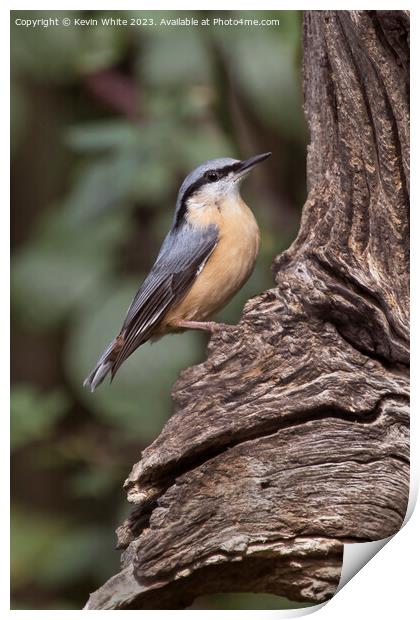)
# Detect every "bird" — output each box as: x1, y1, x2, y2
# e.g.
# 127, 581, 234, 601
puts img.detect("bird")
83, 151, 271, 391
